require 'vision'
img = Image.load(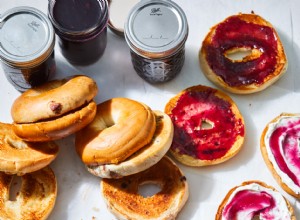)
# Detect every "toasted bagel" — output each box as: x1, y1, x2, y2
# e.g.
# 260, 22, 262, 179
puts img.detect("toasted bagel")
199, 13, 287, 94
11, 75, 98, 142
101, 156, 188, 220
0, 123, 58, 175
0, 167, 57, 220
87, 110, 173, 178
165, 85, 245, 166
261, 113, 300, 198
216, 181, 296, 220
75, 97, 156, 165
